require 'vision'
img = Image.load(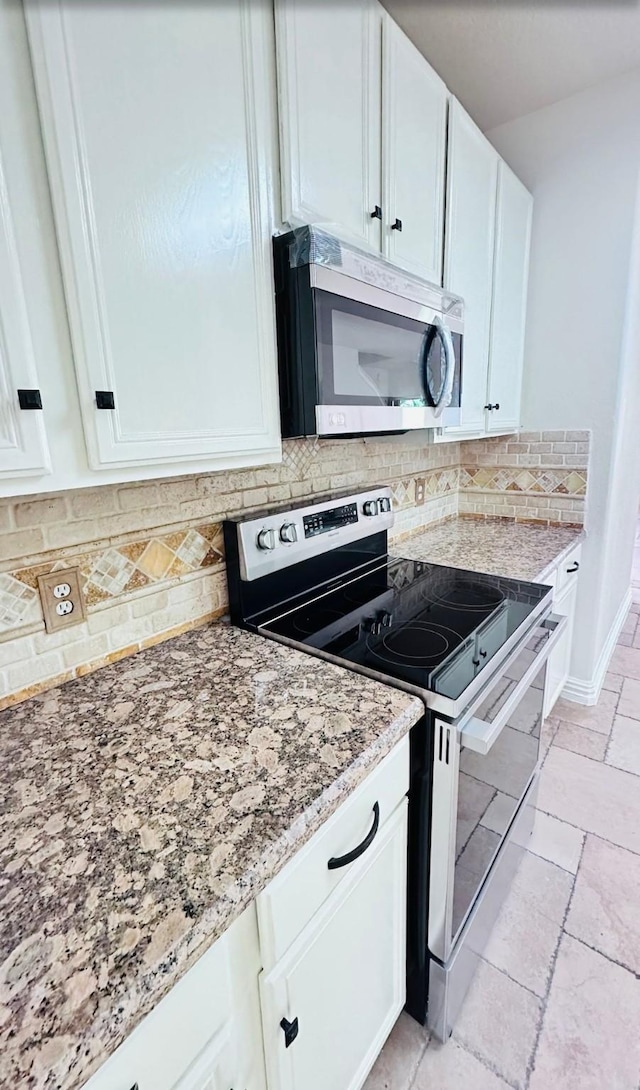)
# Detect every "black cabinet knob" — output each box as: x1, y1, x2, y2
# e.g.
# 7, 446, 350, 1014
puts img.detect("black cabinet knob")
484, 403, 500, 411
371, 205, 382, 220
280, 1015, 299, 1048
391, 217, 403, 231
17, 388, 43, 410
566, 561, 580, 573
95, 390, 115, 410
